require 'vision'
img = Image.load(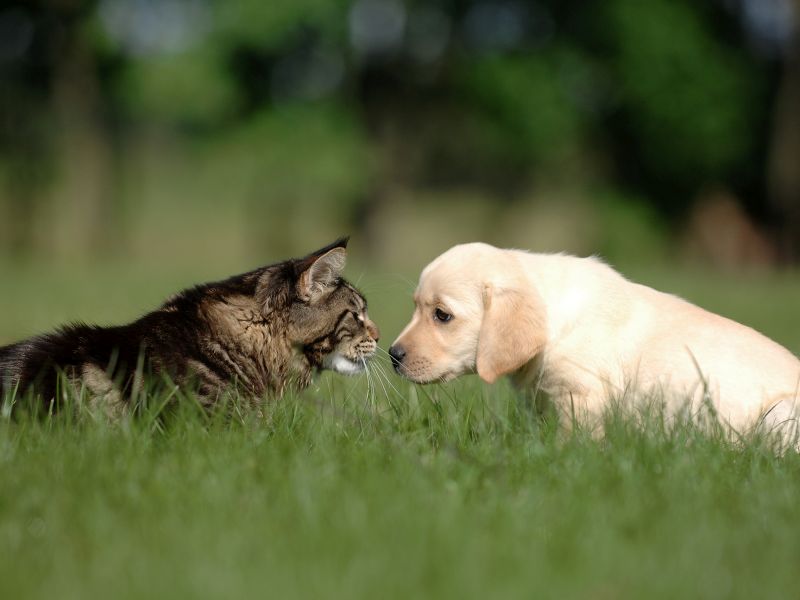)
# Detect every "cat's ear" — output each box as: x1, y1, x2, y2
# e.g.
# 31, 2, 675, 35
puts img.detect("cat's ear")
257, 238, 350, 315
296, 243, 347, 302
